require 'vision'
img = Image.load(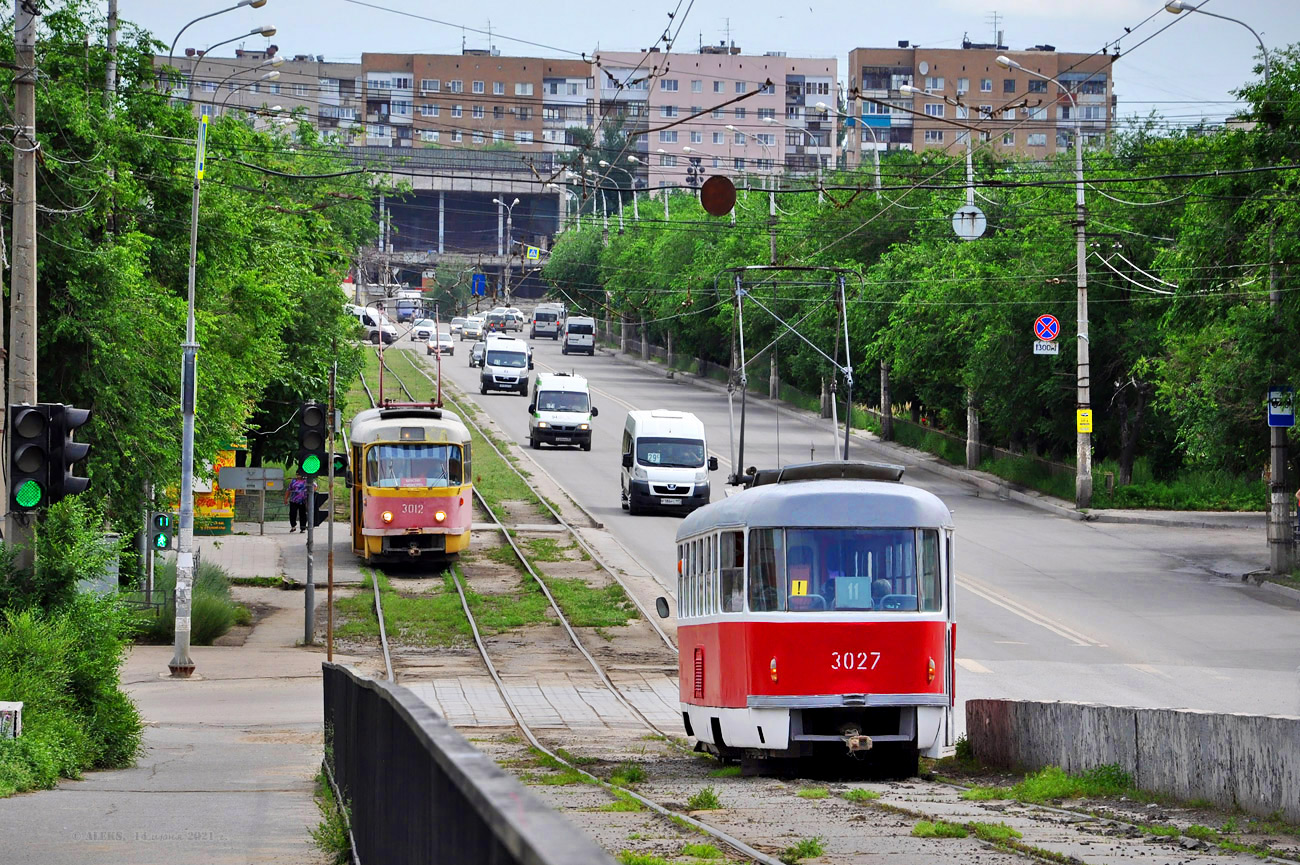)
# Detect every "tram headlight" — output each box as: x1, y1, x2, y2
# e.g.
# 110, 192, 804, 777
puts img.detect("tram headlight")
927, 656, 936, 684
435, 510, 447, 522
381, 510, 394, 524
770, 657, 778, 683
